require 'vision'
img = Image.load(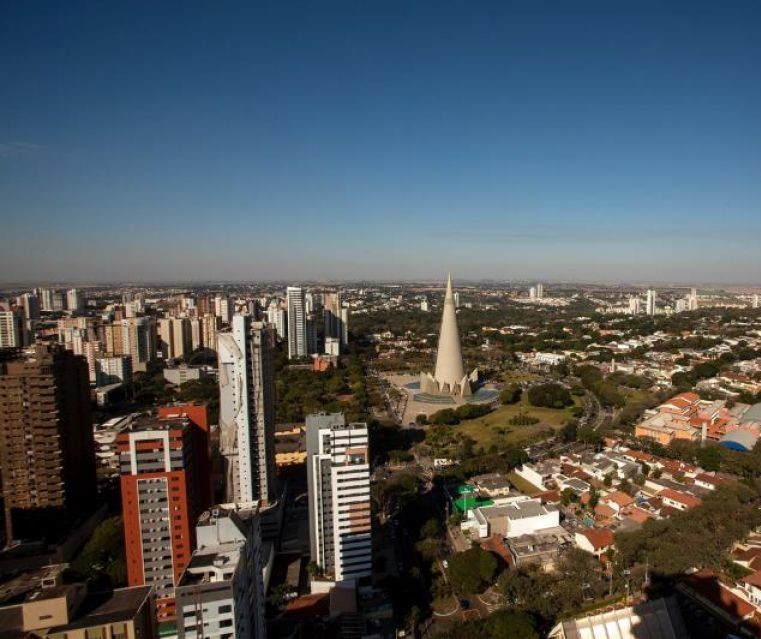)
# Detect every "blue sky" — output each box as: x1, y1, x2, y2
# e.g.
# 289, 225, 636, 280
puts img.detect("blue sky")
1, 1, 760, 283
